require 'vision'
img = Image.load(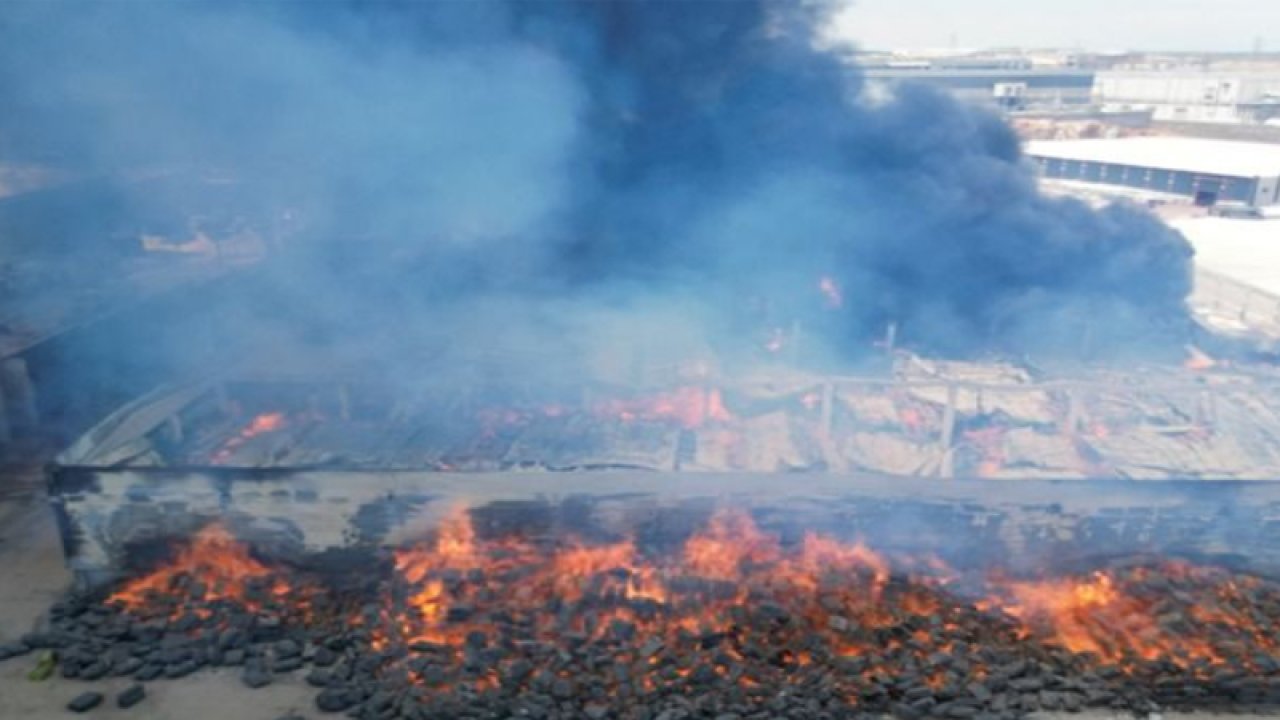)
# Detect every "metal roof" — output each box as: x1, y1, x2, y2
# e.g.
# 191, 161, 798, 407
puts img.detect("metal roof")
1025, 137, 1280, 179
